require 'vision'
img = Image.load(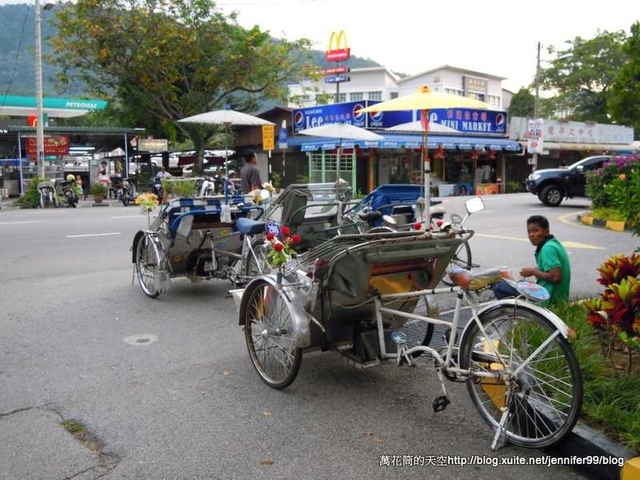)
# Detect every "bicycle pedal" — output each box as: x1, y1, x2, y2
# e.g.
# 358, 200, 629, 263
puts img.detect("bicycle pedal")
432, 395, 450, 412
